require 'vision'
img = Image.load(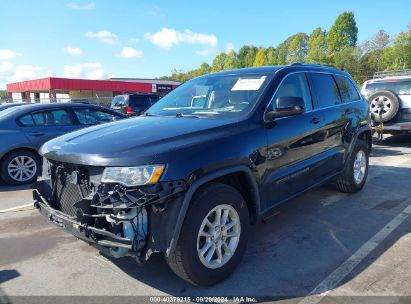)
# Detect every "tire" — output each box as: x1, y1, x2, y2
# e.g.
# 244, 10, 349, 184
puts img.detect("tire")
336, 140, 369, 193
0, 150, 41, 185
166, 182, 249, 286
367, 91, 400, 123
